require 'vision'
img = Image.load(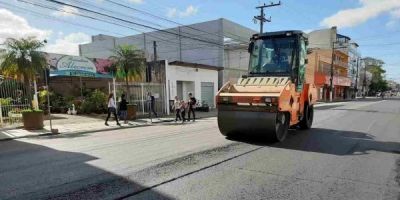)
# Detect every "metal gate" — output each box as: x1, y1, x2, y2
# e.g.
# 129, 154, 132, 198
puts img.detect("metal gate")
109, 81, 167, 116
201, 82, 215, 108
0, 78, 32, 128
